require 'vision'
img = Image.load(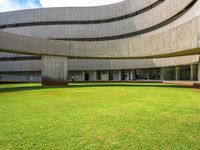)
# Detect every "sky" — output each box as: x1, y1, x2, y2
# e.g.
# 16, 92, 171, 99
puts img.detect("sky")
0, 0, 123, 12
